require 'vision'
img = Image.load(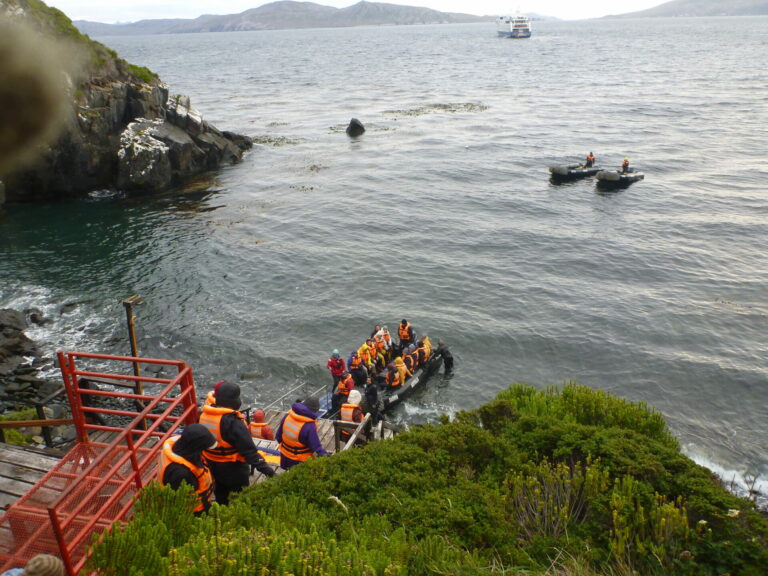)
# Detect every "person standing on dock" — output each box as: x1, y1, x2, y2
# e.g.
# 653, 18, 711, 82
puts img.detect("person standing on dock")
249, 409, 275, 441
276, 396, 329, 469
158, 423, 216, 515
199, 382, 276, 505
339, 389, 365, 443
